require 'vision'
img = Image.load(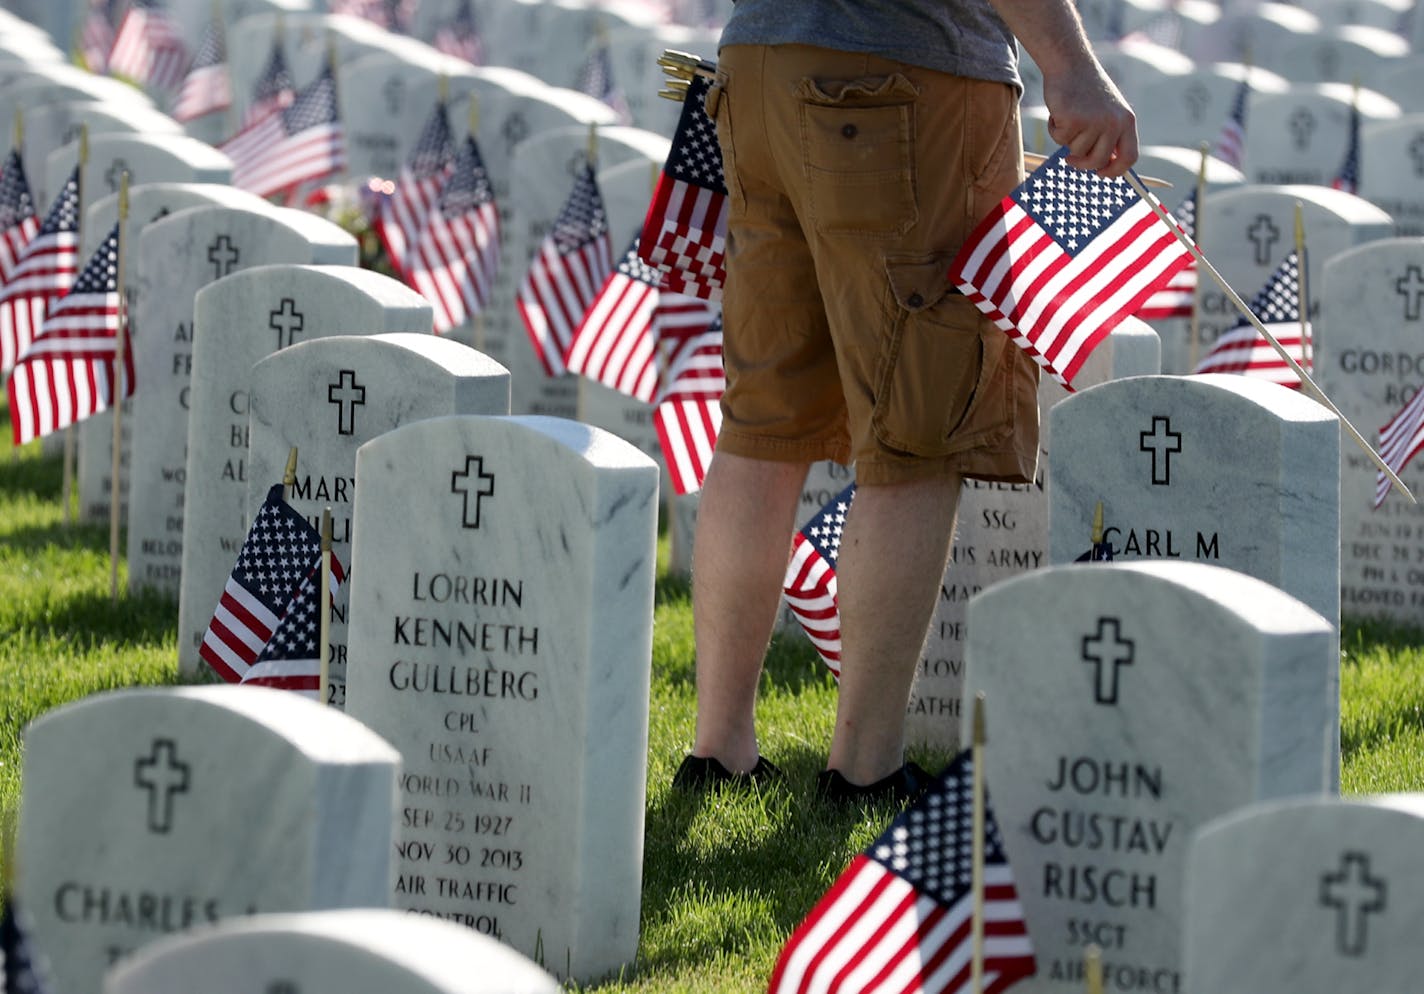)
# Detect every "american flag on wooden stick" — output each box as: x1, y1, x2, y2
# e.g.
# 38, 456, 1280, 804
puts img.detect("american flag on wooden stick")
406, 134, 501, 333
1211, 77, 1249, 171
434, 0, 483, 64
172, 12, 231, 123
241, 39, 295, 129
223, 63, 346, 200
242, 570, 331, 698
7, 224, 129, 446
107, 0, 190, 92
374, 100, 456, 276
655, 395, 719, 494
575, 34, 631, 124
1194, 250, 1310, 388
0, 168, 80, 377
1134, 190, 1196, 320
1331, 103, 1360, 195
782, 483, 854, 679
1376, 385, 1424, 508
199, 483, 345, 685
516, 161, 613, 376
80, 0, 121, 72
0, 149, 40, 288
639, 71, 727, 301
948, 147, 1194, 390
769, 750, 1035, 994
